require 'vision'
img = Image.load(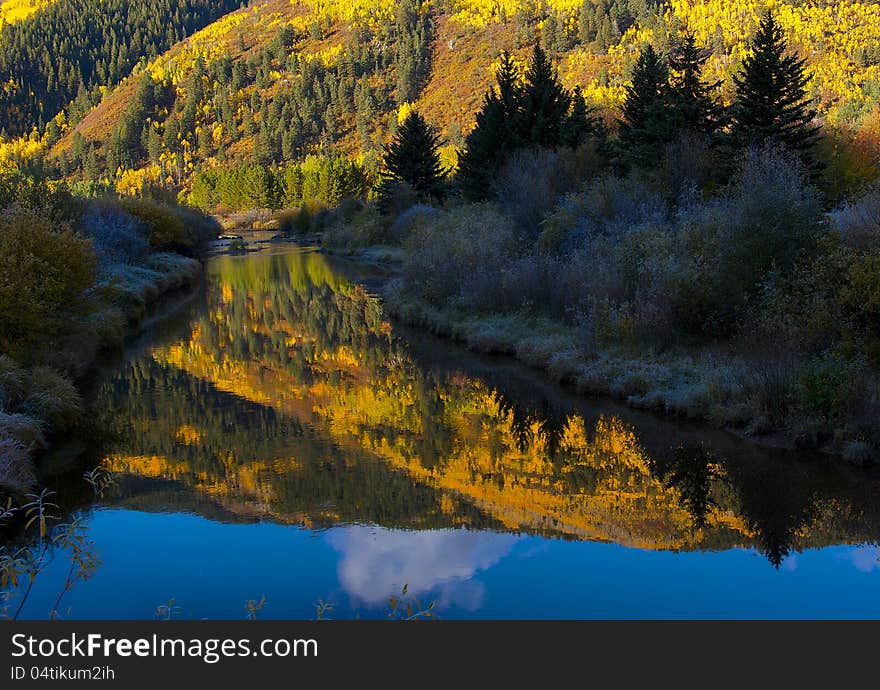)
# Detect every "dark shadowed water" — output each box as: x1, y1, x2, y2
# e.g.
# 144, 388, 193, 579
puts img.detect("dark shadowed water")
9, 247, 880, 619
